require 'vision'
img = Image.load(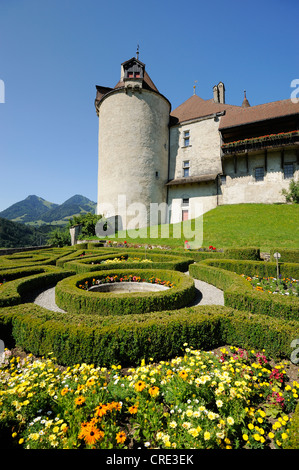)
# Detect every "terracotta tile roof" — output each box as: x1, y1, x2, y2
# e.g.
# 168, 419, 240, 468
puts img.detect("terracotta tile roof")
219, 98, 299, 129
170, 94, 239, 124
